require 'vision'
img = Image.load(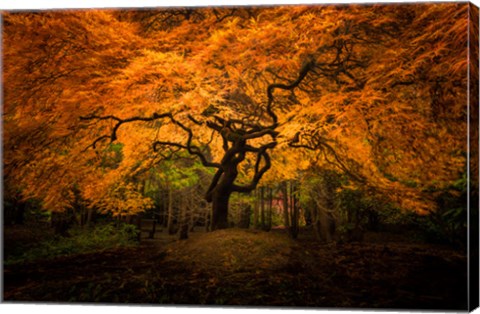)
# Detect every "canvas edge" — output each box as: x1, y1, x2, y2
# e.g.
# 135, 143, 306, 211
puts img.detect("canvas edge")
0, 1, 478, 313
468, 1, 480, 312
